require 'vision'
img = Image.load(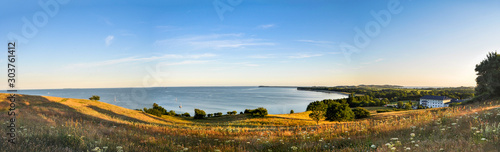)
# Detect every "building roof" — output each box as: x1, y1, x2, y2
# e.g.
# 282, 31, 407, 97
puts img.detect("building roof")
420, 95, 451, 100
